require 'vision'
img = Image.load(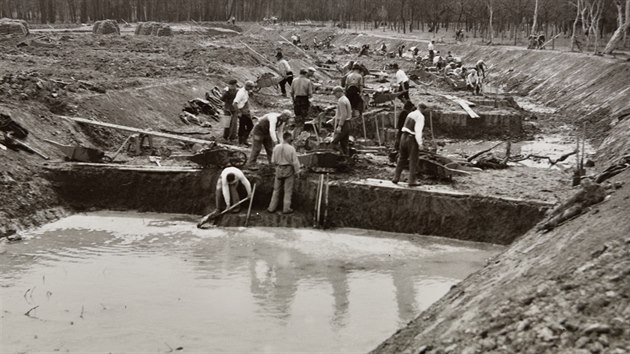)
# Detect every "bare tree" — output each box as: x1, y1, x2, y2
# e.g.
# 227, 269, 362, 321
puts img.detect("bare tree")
532, 0, 539, 34
603, 0, 629, 53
